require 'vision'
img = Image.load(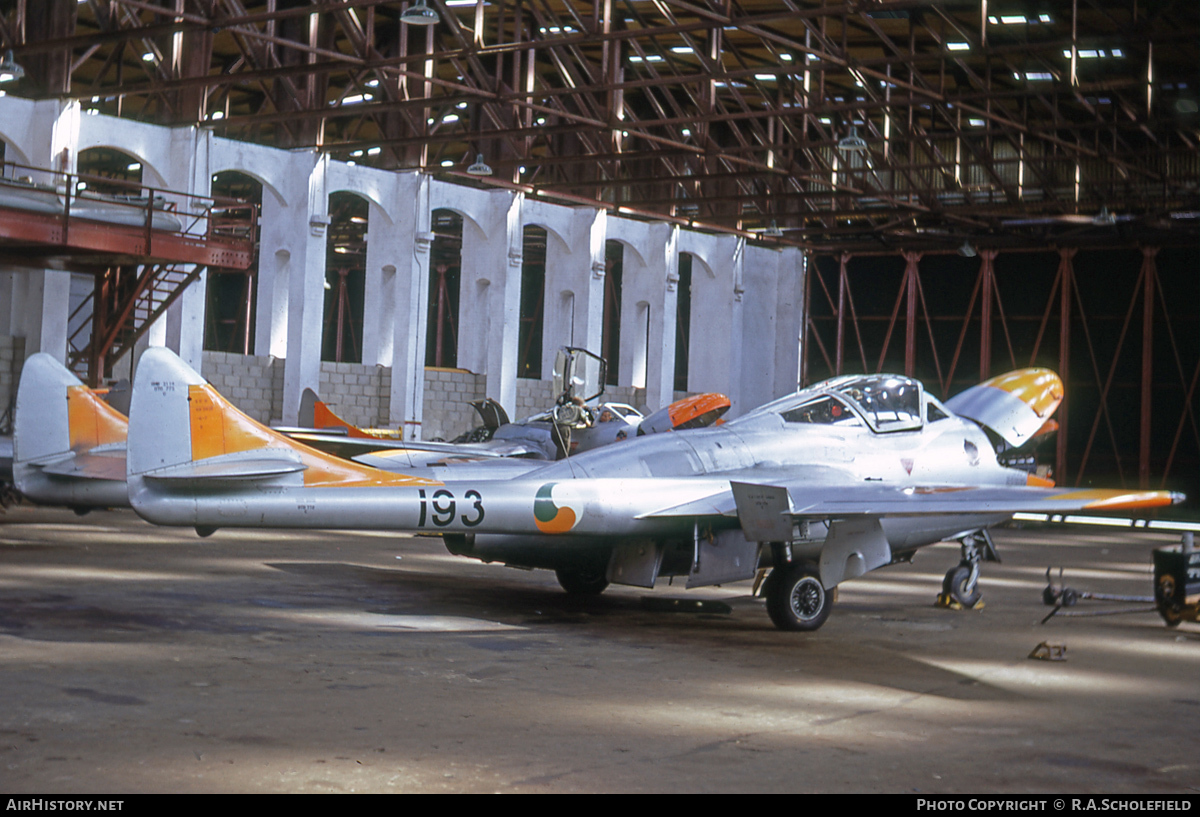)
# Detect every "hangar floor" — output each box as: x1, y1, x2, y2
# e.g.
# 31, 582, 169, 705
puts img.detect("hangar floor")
1, 505, 1197, 794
